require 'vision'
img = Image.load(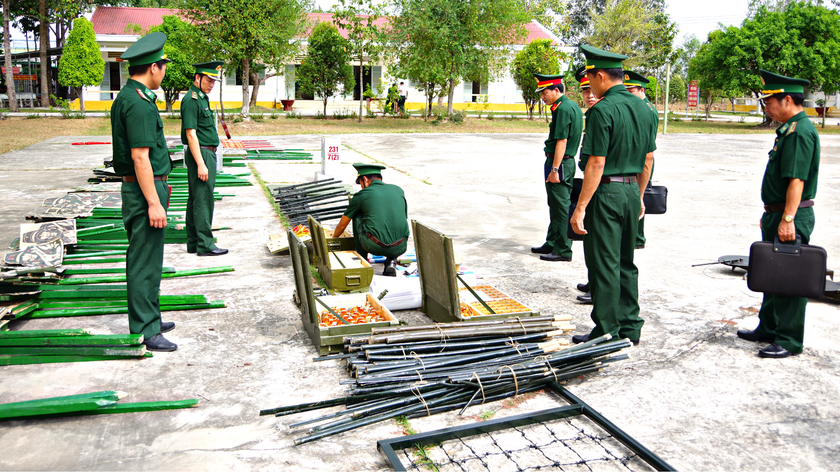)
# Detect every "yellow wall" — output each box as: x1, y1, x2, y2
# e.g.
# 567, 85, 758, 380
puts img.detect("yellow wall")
69, 99, 276, 111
